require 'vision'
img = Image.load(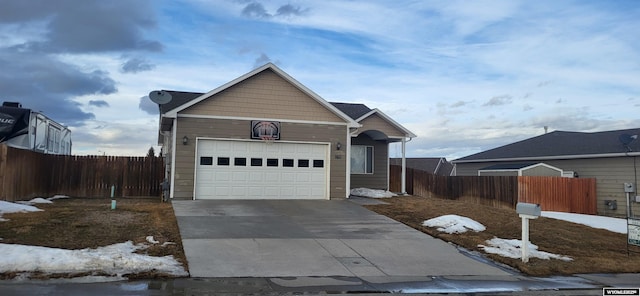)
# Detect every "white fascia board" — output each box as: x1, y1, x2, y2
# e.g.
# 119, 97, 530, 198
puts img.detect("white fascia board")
178, 113, 349, 126
164, 63, 359, 128
452, 152, 640, 164
355, 108, 417, 138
